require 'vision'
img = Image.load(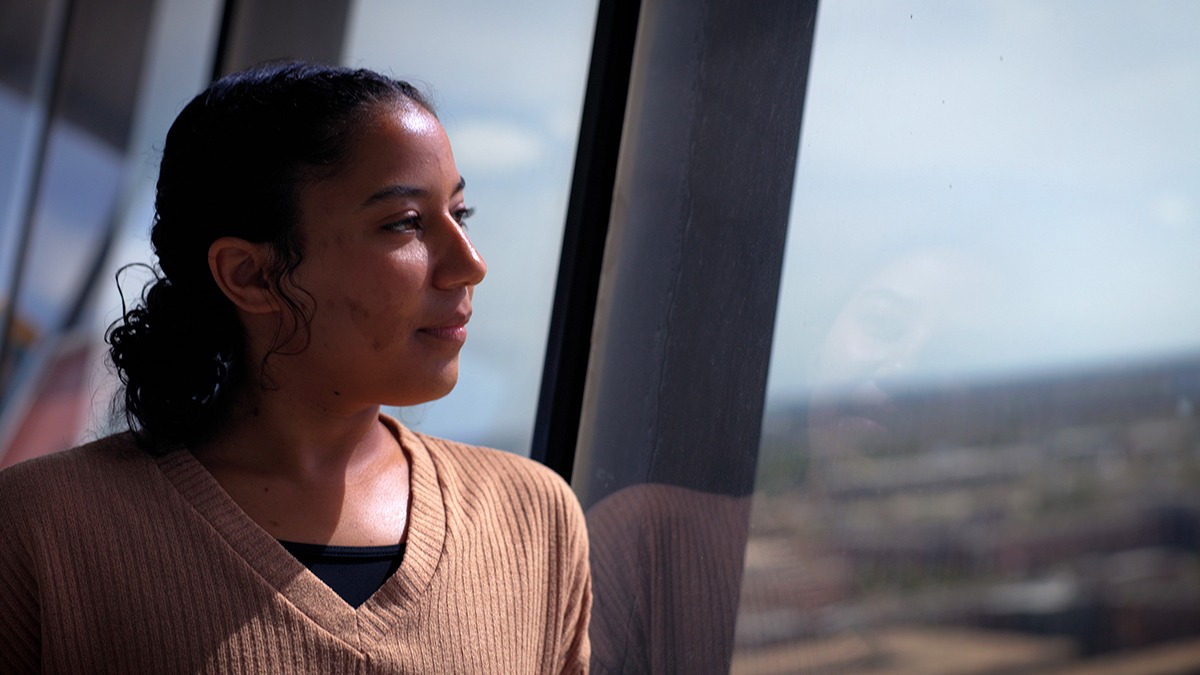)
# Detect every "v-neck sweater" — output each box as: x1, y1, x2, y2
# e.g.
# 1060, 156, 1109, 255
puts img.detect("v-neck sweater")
0, 417, 590, 674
